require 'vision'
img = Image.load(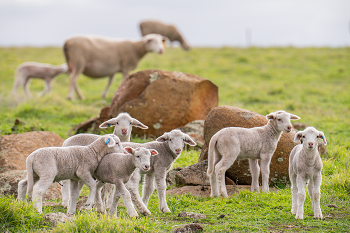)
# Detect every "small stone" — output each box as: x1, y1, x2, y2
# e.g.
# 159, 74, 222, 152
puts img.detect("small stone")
173, 223, 203, 233
178, 212, 206, 219
327, 204, 338, 208
218, 214, 225, 219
